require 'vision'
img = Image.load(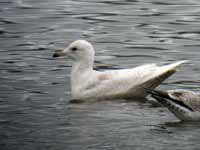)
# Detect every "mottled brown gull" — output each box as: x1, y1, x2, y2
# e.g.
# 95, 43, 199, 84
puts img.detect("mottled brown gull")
148, 89, 200, 121
53, 40, 187, 100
